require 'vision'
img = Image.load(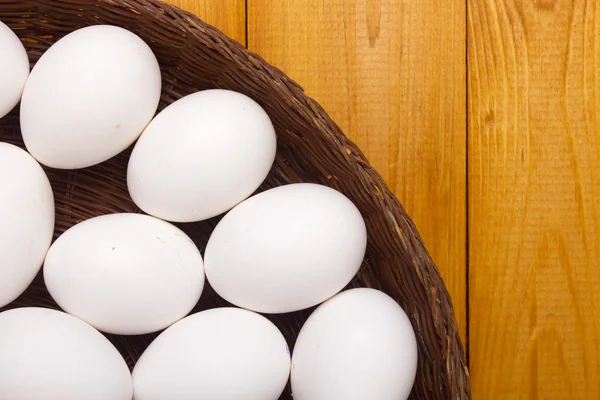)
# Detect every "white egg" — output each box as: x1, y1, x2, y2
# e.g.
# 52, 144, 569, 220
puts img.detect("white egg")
44, 213, 204, 335
204, 183, 367, 313
20, 25, 161, 169
127, 89, 276, 222
132, 307, 290, 400
291, 288, 418, 400
0, 307, 132, 400
0, 21, 29, 119
0, 143, 54, 308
